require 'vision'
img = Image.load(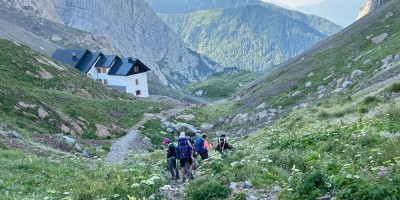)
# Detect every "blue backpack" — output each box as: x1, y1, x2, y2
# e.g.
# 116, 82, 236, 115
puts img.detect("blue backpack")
177, 138, 191, 159
195, 137, 205, 153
